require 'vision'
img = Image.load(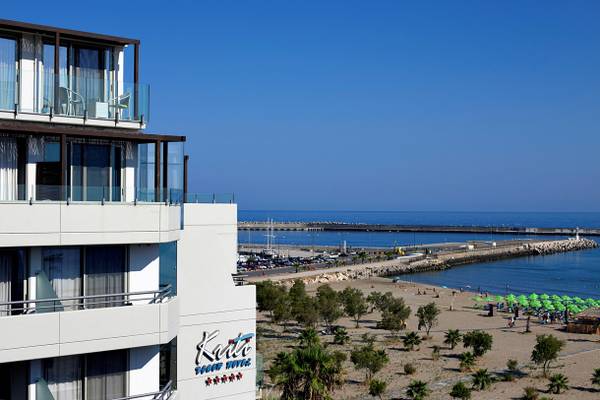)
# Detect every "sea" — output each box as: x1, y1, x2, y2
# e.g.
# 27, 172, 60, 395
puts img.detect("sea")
238, 210, 600, 298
